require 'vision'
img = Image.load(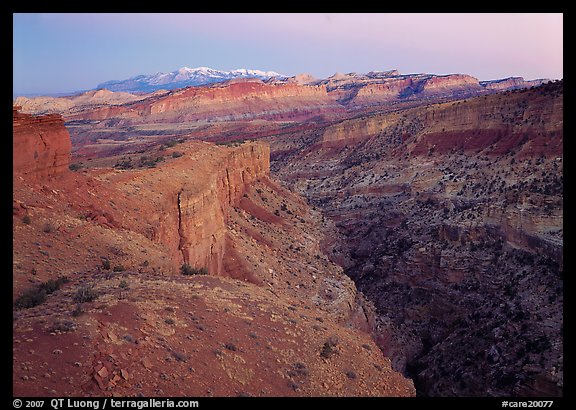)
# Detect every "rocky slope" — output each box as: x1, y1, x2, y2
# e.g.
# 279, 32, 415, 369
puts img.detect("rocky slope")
12, 112, 414, 397
14, 89, 166, 116
270, 81, 563, 396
